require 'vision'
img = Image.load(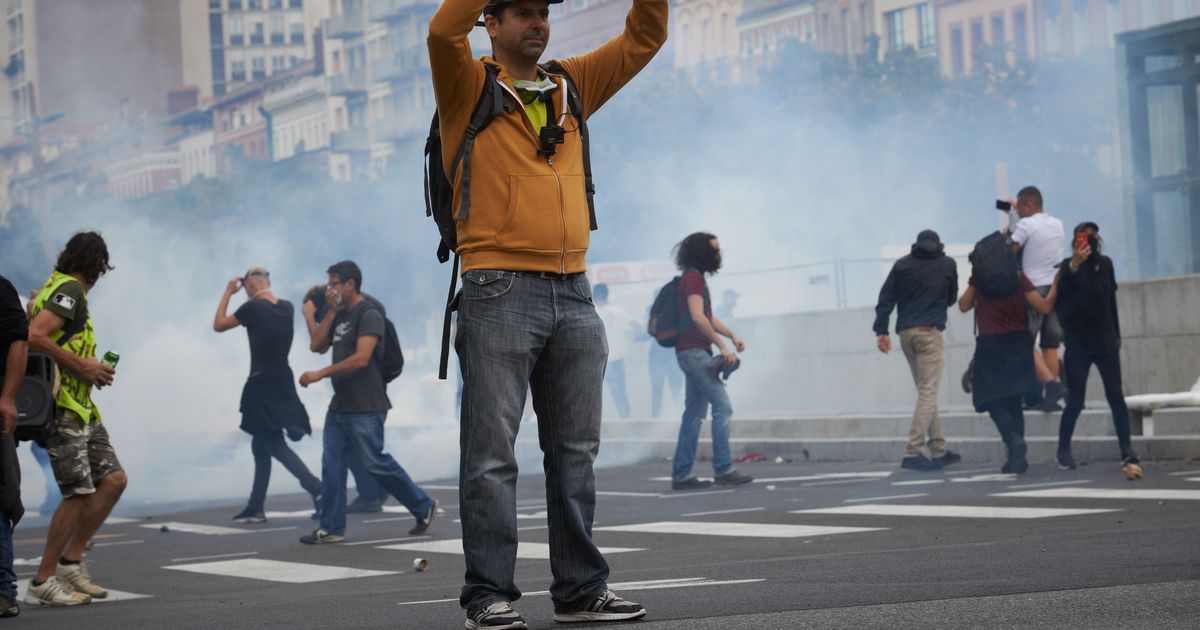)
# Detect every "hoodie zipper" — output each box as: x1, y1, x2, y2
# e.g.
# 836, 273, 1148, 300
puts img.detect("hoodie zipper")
498, 76, 569, 274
